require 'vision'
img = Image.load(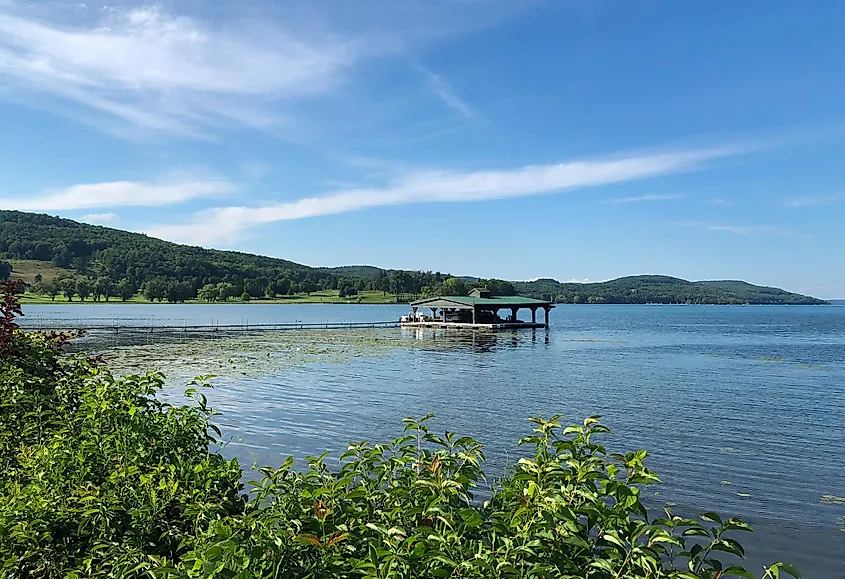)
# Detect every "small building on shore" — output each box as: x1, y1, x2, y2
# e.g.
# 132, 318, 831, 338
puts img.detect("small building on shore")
402, 288, 554, 329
